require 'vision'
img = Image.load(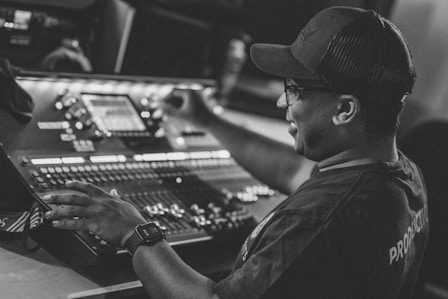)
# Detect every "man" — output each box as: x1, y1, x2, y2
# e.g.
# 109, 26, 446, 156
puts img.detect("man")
42, 6, 428, 298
